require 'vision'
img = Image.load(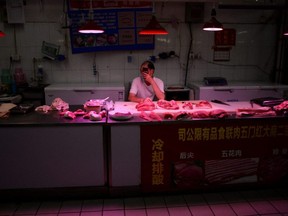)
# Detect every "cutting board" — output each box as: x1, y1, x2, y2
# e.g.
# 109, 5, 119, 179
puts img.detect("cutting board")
0, 103, 17, 117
